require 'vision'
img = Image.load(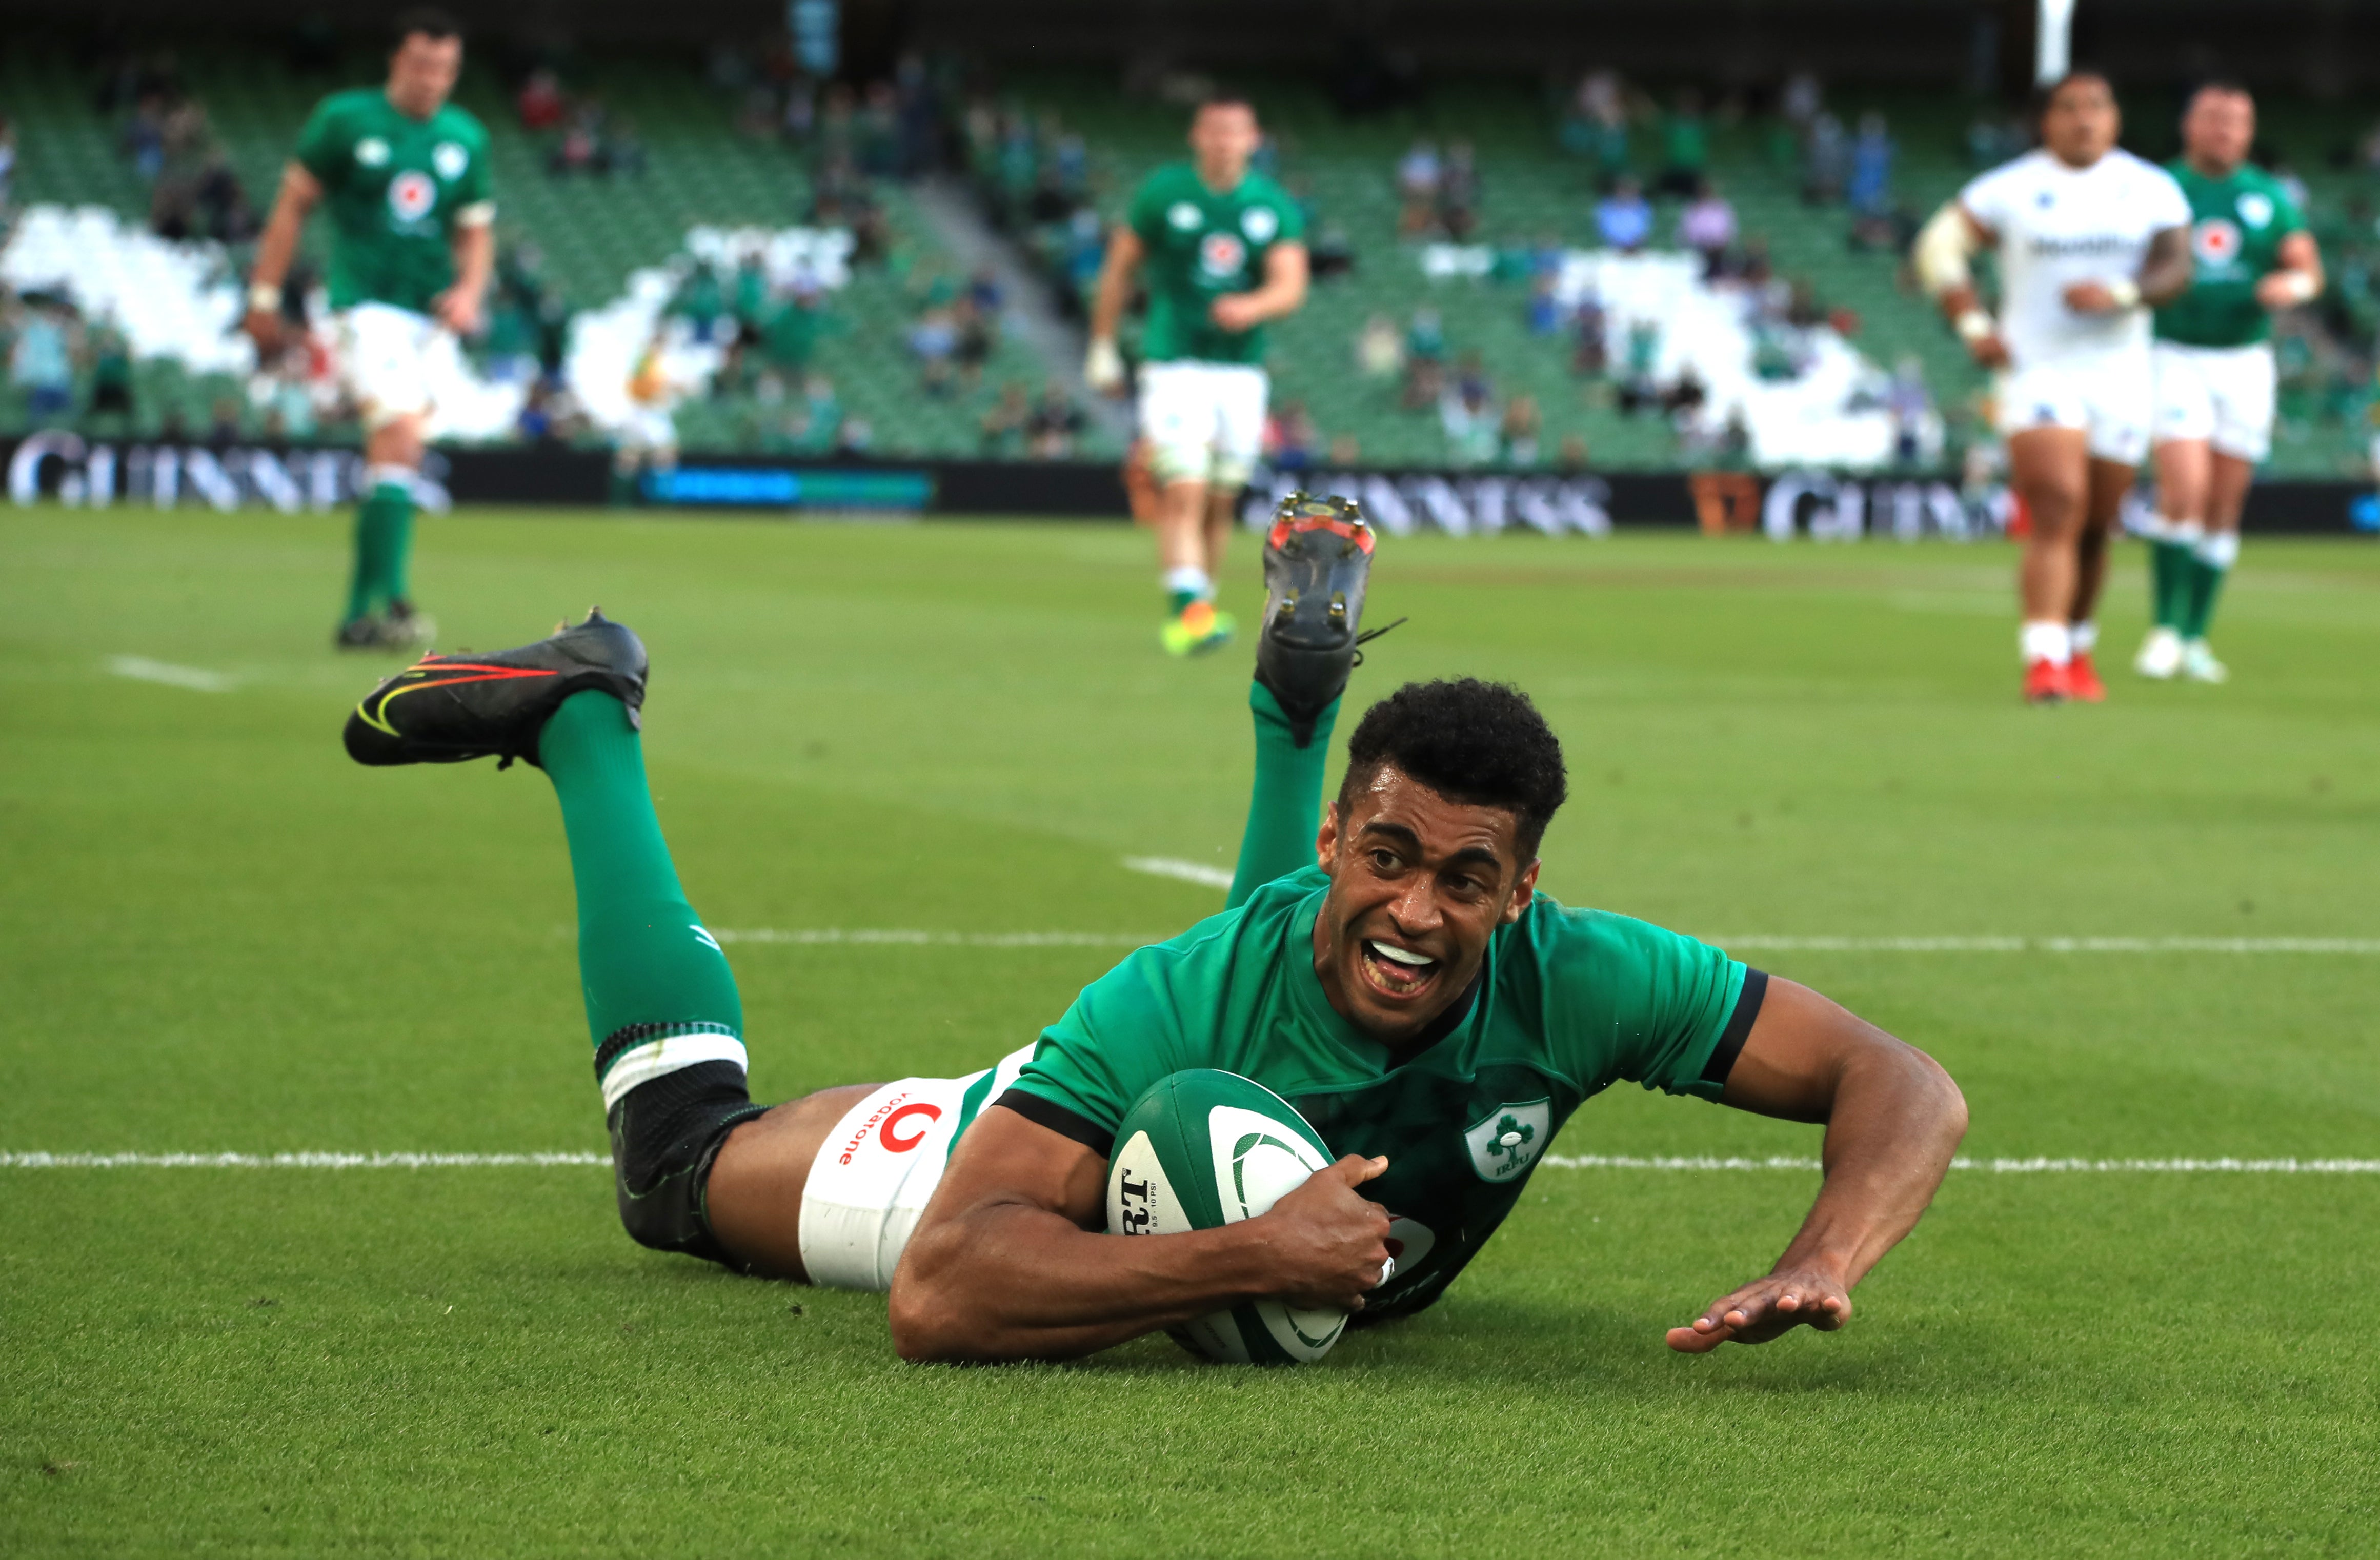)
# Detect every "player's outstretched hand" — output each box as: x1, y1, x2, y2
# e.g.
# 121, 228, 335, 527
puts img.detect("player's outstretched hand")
242, 308, 283, 358
1260, 1153, 1393, 1313
1962, 332, 2010, 370
1666, 1267, 1852, 1353
1208, 292, 1264, 332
